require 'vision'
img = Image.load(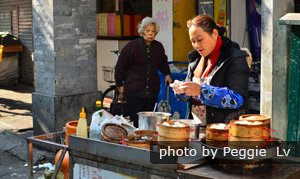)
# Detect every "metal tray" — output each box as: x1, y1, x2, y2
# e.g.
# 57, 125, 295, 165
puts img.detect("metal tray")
68, 135, 177, 171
